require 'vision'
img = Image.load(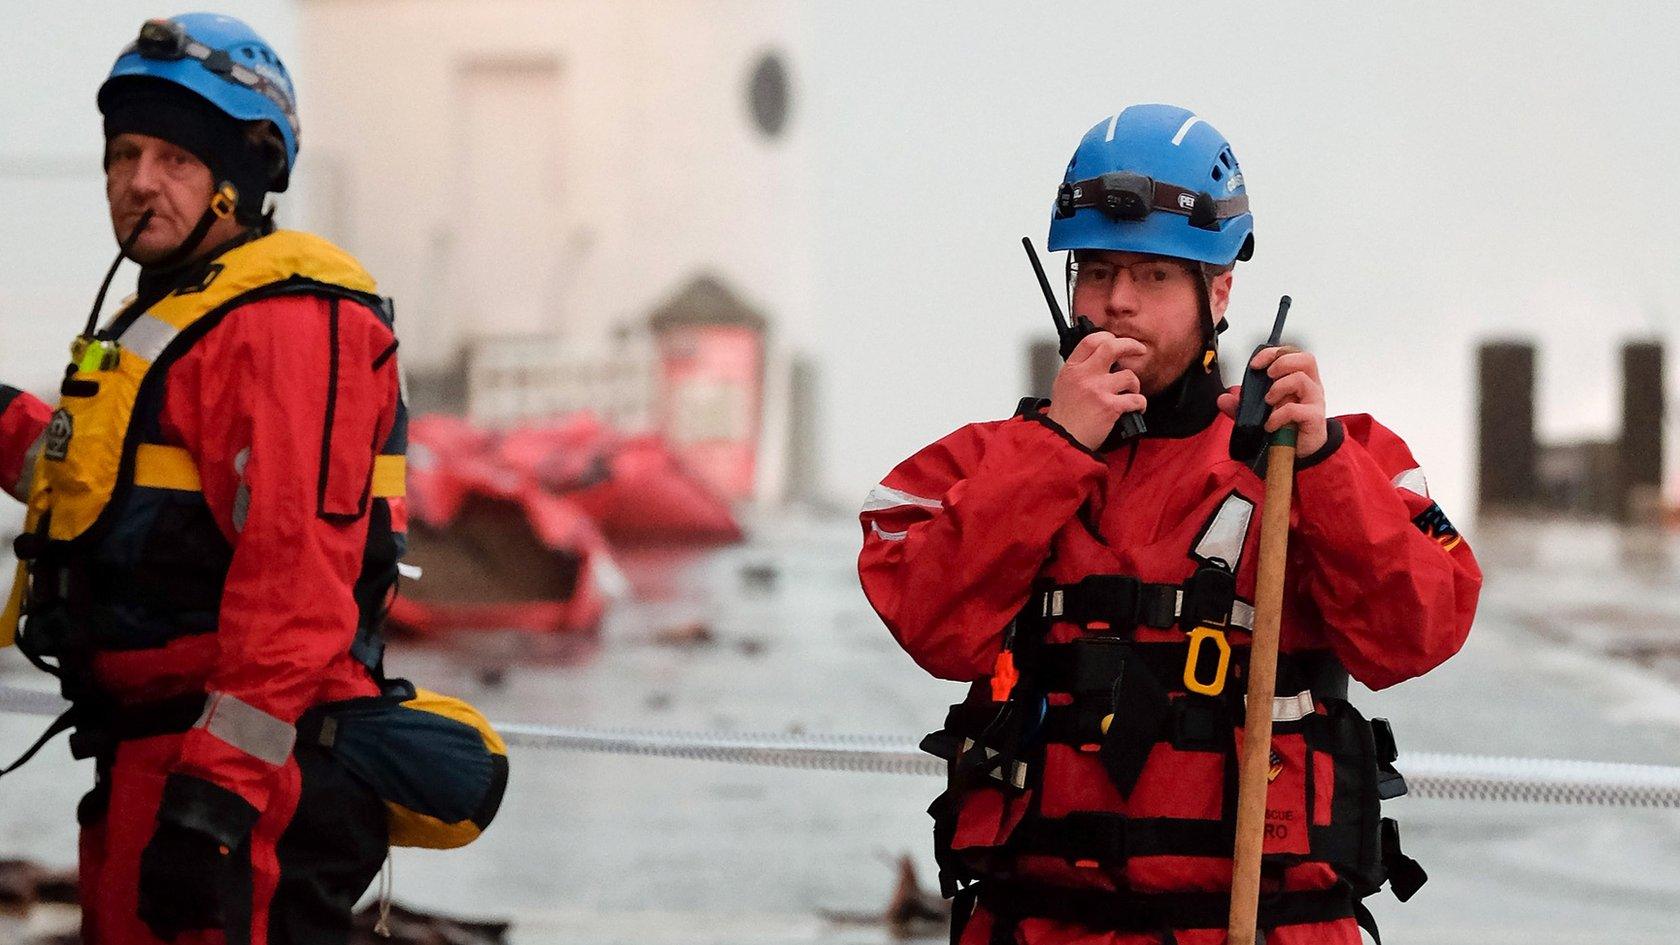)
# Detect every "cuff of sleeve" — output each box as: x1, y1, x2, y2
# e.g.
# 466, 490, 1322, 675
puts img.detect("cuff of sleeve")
1295, 417, 1345, 471
1018, 402, 1107, 465
157, 773, 260, 848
